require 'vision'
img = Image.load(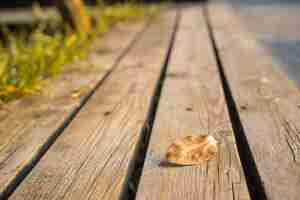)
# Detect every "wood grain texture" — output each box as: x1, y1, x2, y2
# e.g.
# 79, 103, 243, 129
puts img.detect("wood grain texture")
9, 11, 176, 200
135, 5, 250, 200
0, 21, 146, 198
208, 1, 300, 199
